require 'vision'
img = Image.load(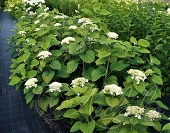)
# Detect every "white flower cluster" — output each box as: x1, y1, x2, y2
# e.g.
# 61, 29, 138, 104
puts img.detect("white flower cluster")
38, 13, 49, 18
25, 78, 38, 89
167, 8, 170, 14
54, 23, 62, 27
146, 110, 161, 121
37, 51, 52, 59
29, 11, 37, 16
102, 84, 123, 95
61, 37, 75, 44
71, 77, 88, 87
34, 20, 40, 24
49, 82, 62, 92
69, 25, 77, 30
22, 0, 45, 5
54, 15, 68, 19
18, 31, 26, 36
78, 18, 92, 24
127, 69, 147, 84
40, 24, 47, 28
90, 24, 99, 32
107, 32, 119, 39
124, 106, 145, 119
